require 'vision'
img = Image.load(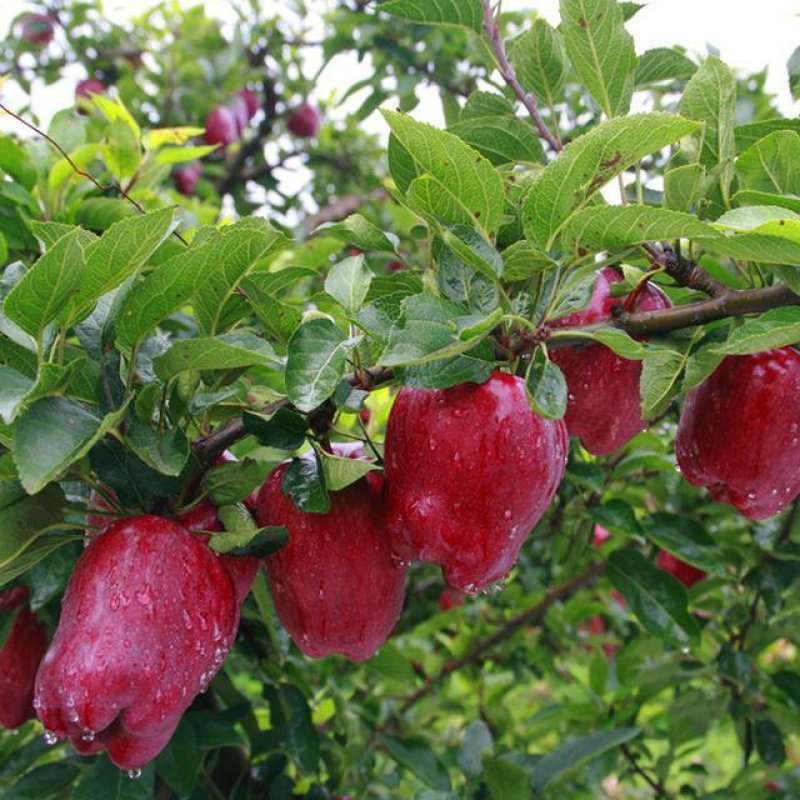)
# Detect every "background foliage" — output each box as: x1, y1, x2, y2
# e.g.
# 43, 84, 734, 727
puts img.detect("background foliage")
1, 0, 800, 798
